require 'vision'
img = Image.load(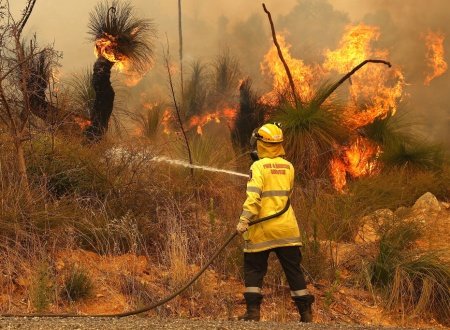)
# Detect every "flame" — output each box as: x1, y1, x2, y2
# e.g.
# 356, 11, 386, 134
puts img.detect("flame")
330, 137, 380, 191
94, 33, 129, 72
323, 24, 403, 189
188, 108, 237, 135
161, 109, 172, 135
330, 157, 347, 192
424, 31, 448, 85
324, 24, 404, 128
259, 24, 405, 190
73, 116, 91, 130
261, 34, 316, 102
